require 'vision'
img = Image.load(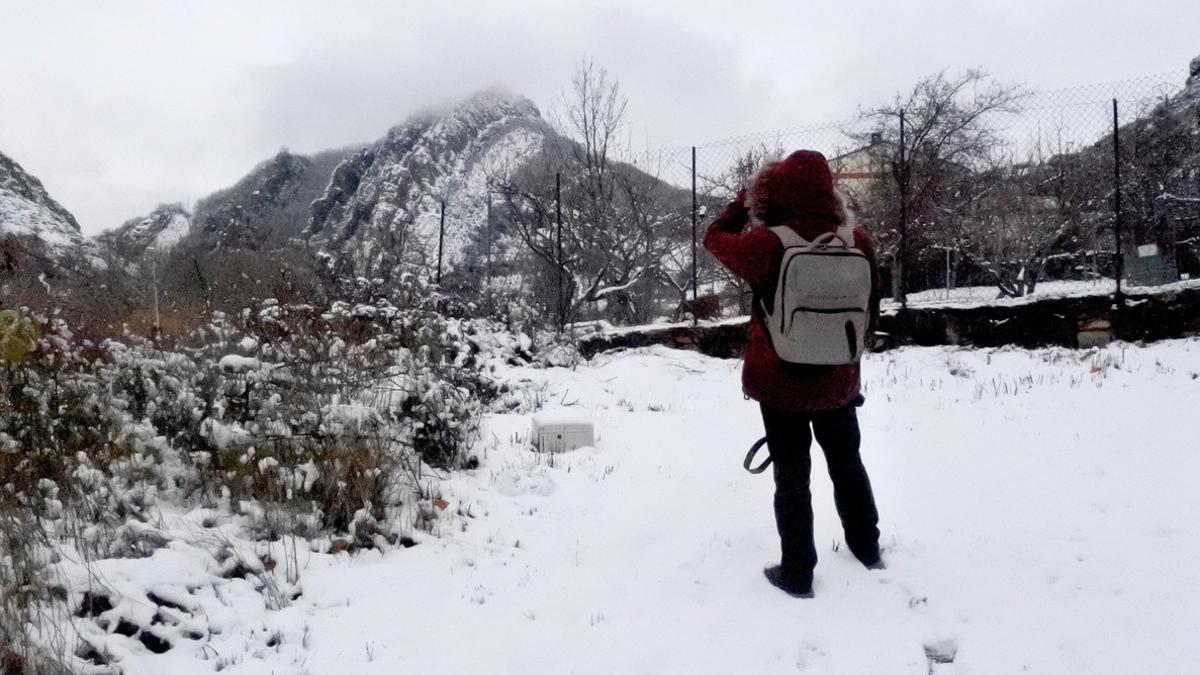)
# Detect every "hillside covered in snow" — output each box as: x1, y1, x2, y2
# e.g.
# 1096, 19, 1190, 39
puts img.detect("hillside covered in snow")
95, 203, 191, 265
306, 90, 553, 281
0, 150, 100, 265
